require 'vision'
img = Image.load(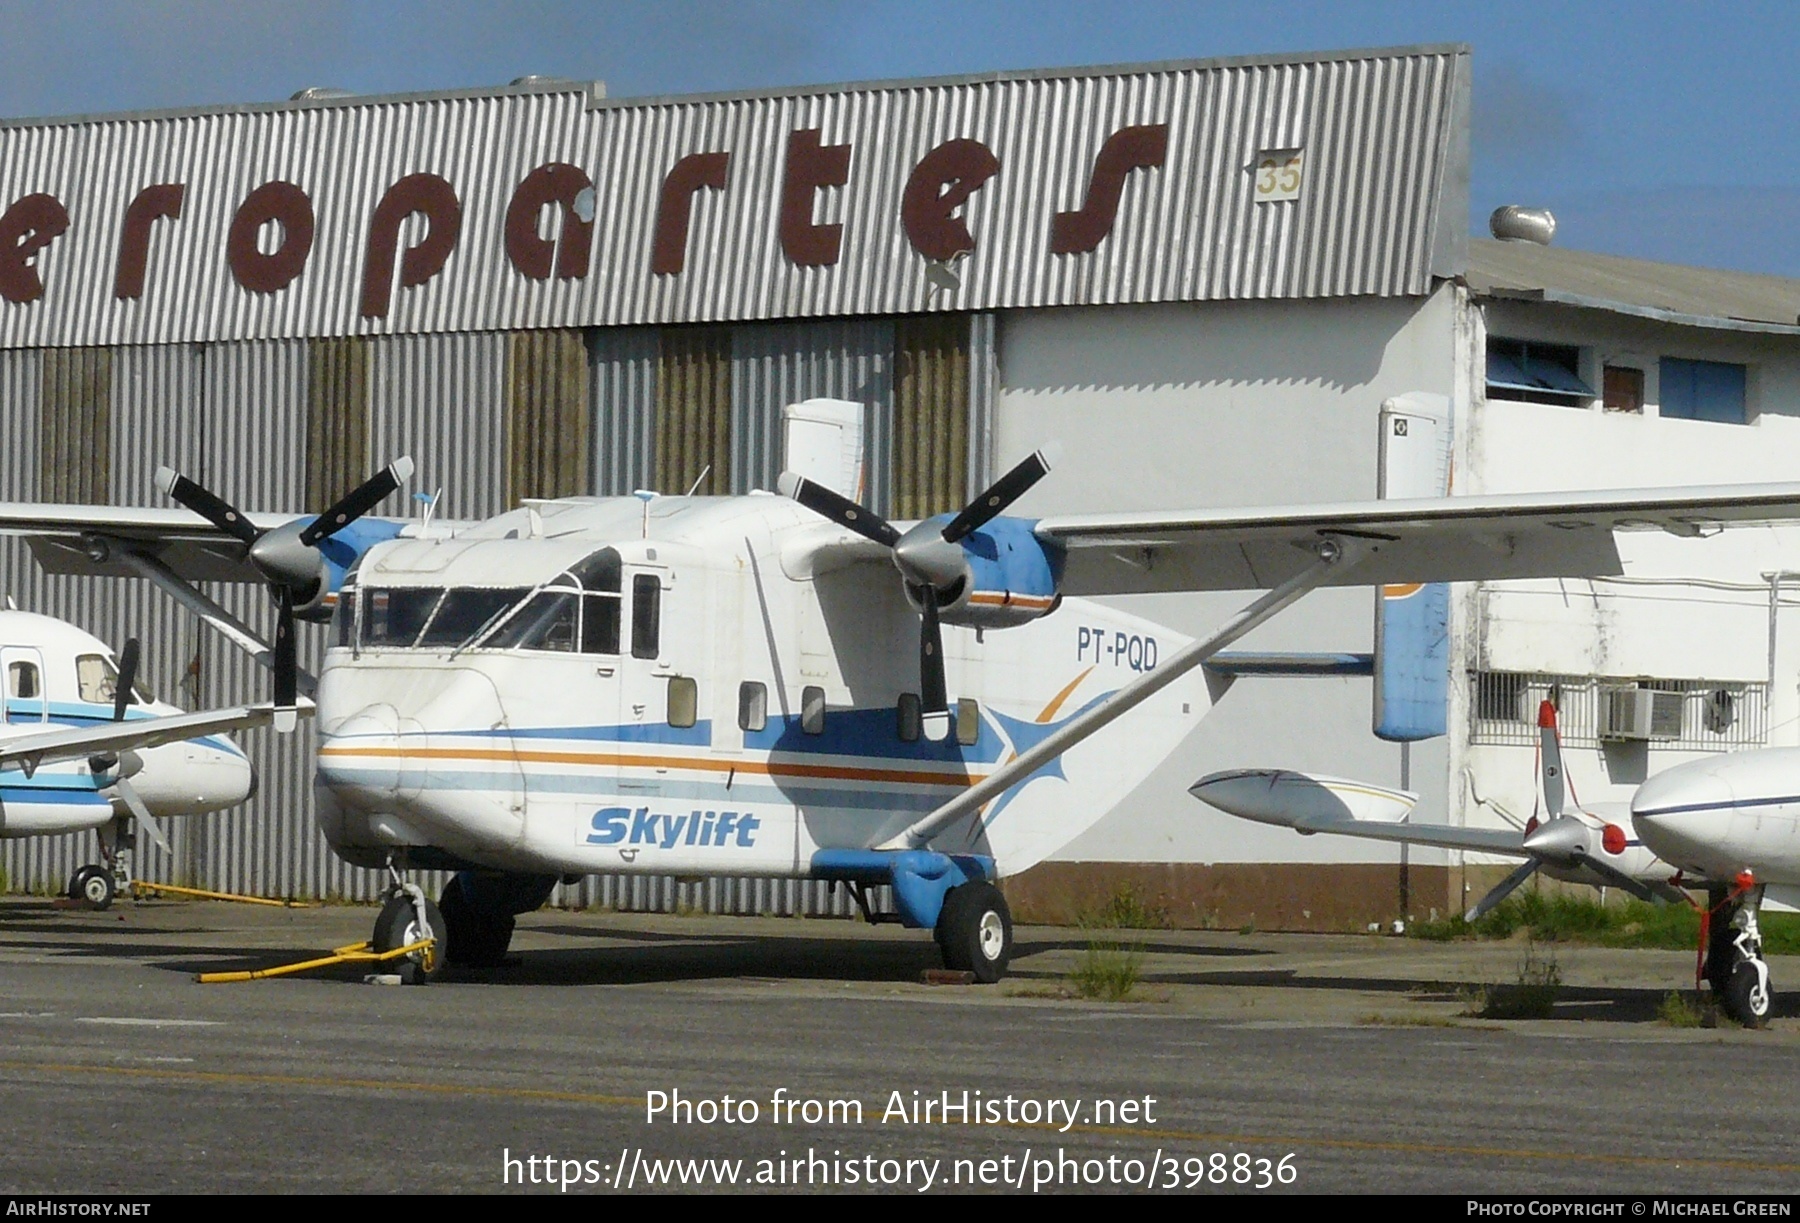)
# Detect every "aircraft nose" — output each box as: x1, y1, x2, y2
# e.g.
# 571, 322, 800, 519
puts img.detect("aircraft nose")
316, 705, 409, 803
1631, 761, 1734, 862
